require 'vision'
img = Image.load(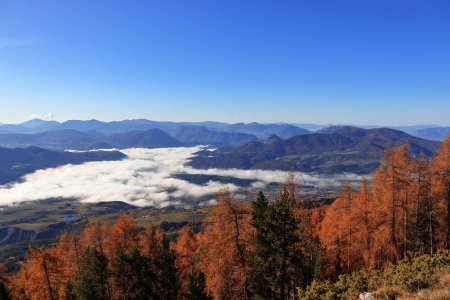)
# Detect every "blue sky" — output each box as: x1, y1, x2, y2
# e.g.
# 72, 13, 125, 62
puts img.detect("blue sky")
0, 0, 449, 125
